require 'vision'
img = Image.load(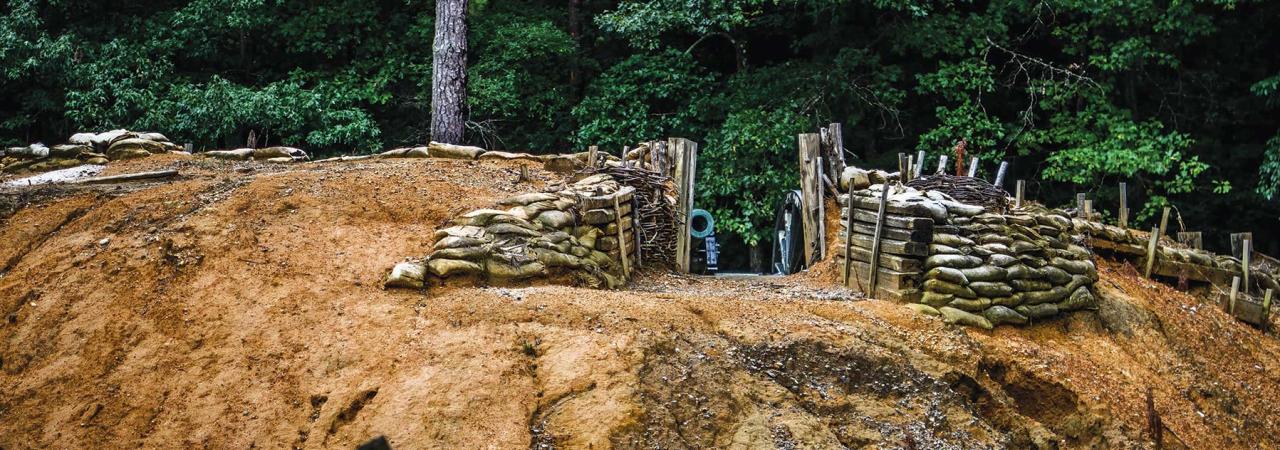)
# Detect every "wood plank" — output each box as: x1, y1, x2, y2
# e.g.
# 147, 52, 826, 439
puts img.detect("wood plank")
842, 187, 854, 286
842, 207, 935, 231
1152, 259, 1237, 286
845, 259, 921, 292
841, 194, 936, 218
583, 203, 632, 224
1088, 237, 1147, 256
579, 186, 634, 209
842, 223, 932, 243
867, 185, 891, 291
613, 194, 629, 277
847, 230, 927, 257
836, 248, 923, 272
798, 133, 823, 267
1232, 233, 1253, 259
